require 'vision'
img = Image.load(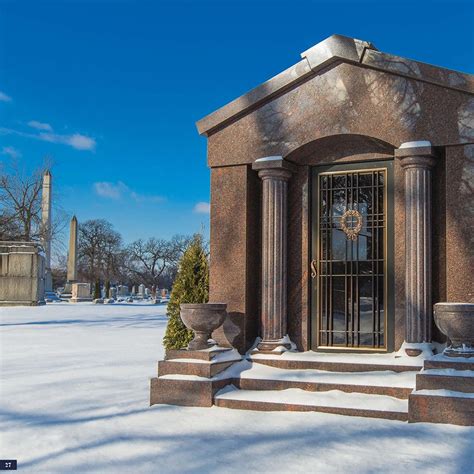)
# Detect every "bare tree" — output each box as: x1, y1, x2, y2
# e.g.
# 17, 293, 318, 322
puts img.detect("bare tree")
125, 238, 172, 287
125, 235, 193, 288
0, 163, 44, 241
77, 219, 123, 284
0, 160, 68, 248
